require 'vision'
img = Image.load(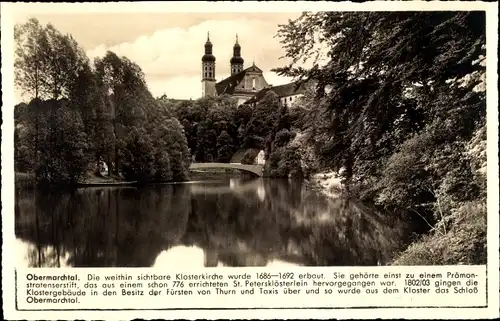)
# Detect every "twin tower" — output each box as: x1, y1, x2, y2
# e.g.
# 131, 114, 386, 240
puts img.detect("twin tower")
201, 32, 244, 97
